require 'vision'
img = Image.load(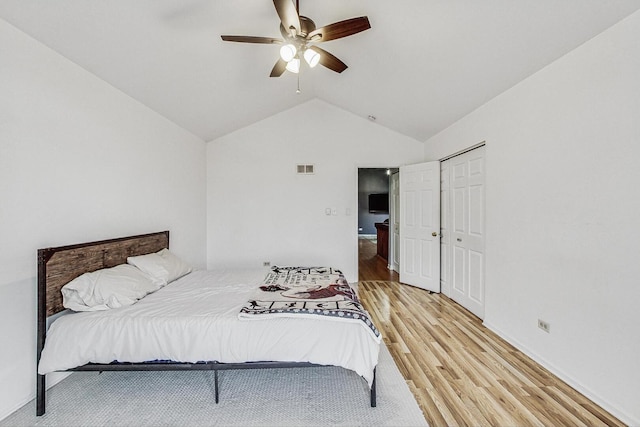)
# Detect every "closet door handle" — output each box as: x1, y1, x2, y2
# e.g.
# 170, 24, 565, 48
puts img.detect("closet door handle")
457, 238, 462, 242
